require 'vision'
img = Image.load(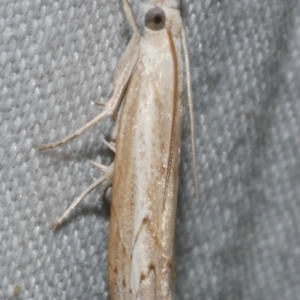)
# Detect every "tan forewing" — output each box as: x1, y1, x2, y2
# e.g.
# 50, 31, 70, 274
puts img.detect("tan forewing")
109, 27, 183, 300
